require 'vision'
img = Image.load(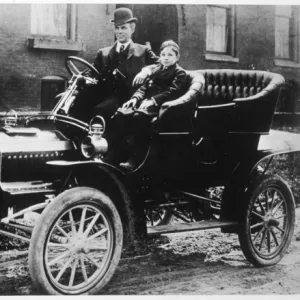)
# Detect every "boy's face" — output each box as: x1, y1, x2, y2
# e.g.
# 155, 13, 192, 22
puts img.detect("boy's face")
114, 23, 135, 43
160, 46, 179, 68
